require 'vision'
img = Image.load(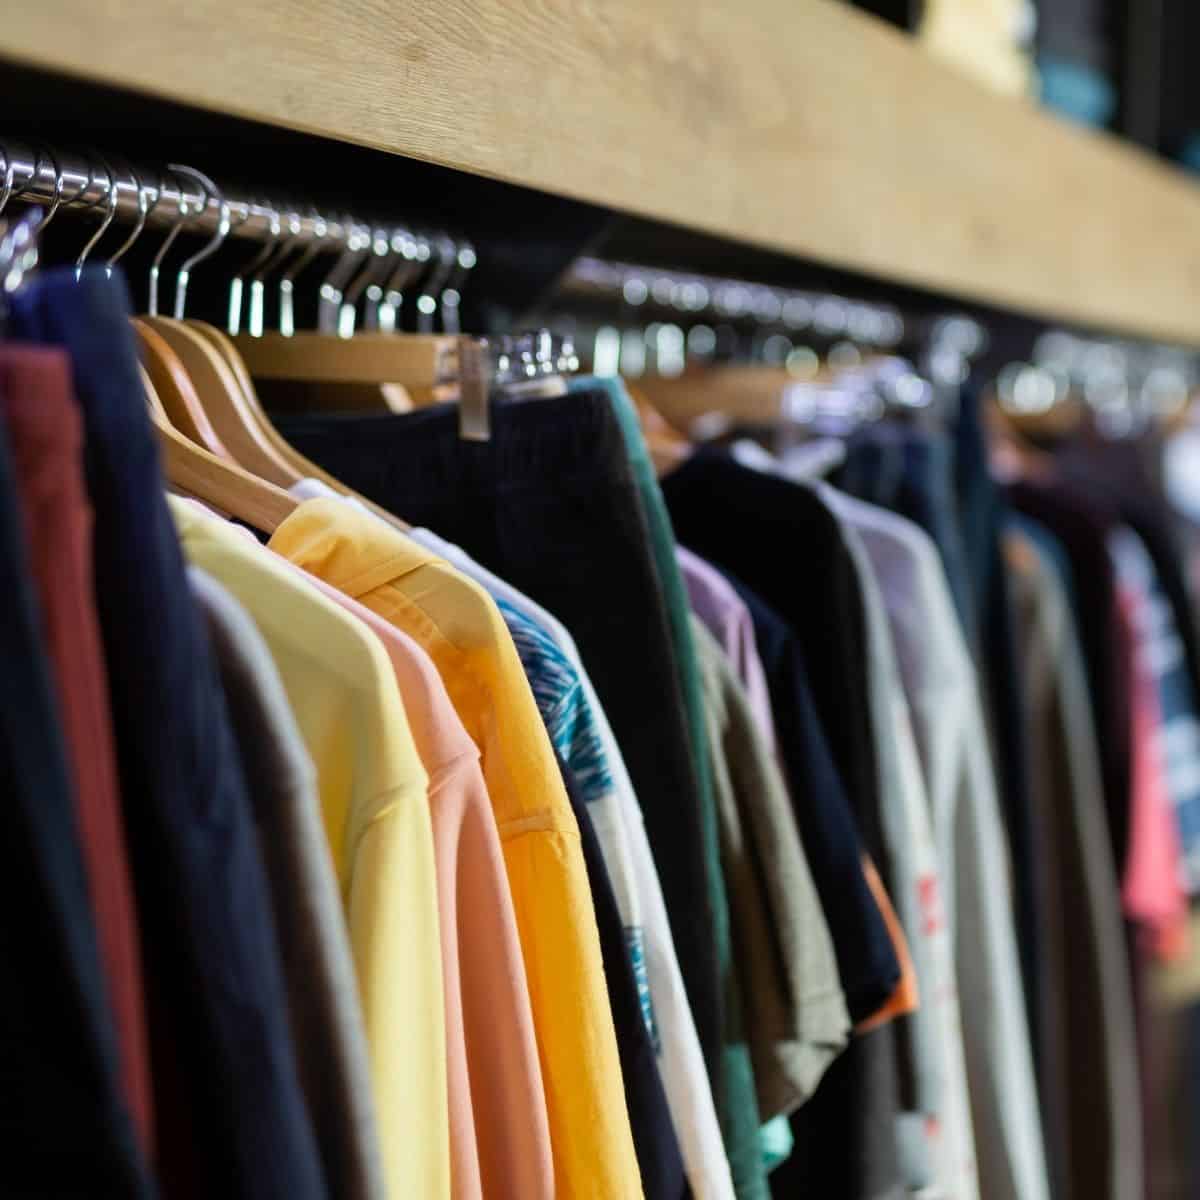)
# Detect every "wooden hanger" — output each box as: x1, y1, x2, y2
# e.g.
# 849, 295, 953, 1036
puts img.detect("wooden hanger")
134, 320, 235, 459
139, 363, 298, 533
632, 366, 796, 435
232, 330, 460, 391
624, 382, 696, 477
187, 320, 413, 531
257, 380, 417, 415
141, 316, 301, 488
